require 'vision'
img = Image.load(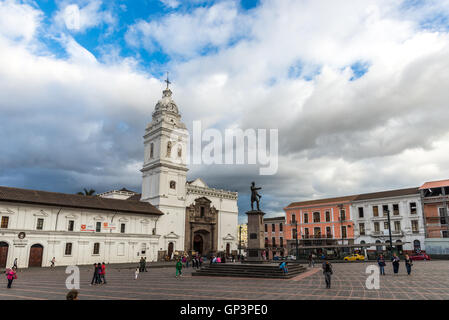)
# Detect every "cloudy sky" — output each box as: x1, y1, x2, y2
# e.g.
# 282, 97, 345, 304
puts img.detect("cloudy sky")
1, 0, 449, 223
